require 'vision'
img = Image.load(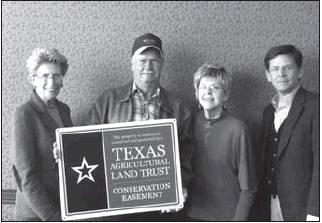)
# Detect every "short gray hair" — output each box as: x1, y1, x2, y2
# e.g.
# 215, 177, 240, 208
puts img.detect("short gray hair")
26, 48, 69, 79
193, 64, 232, 100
